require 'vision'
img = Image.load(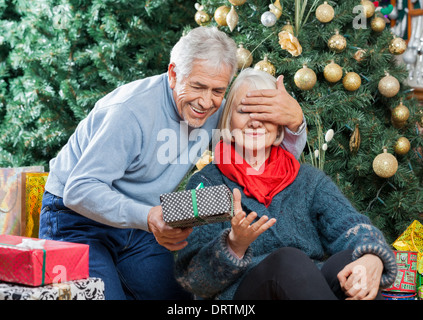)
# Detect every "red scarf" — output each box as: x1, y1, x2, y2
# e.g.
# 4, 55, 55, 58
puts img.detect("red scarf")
215, 140, 300, 207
